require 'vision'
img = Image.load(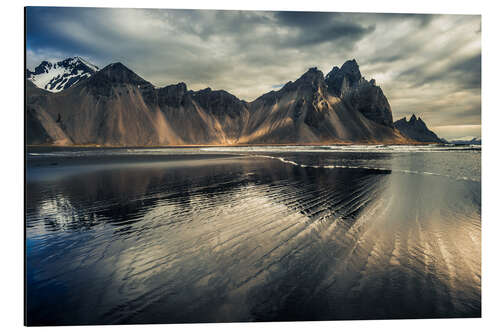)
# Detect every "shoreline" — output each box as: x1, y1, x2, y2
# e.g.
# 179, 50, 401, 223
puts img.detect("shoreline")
26, 142, 444, 149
